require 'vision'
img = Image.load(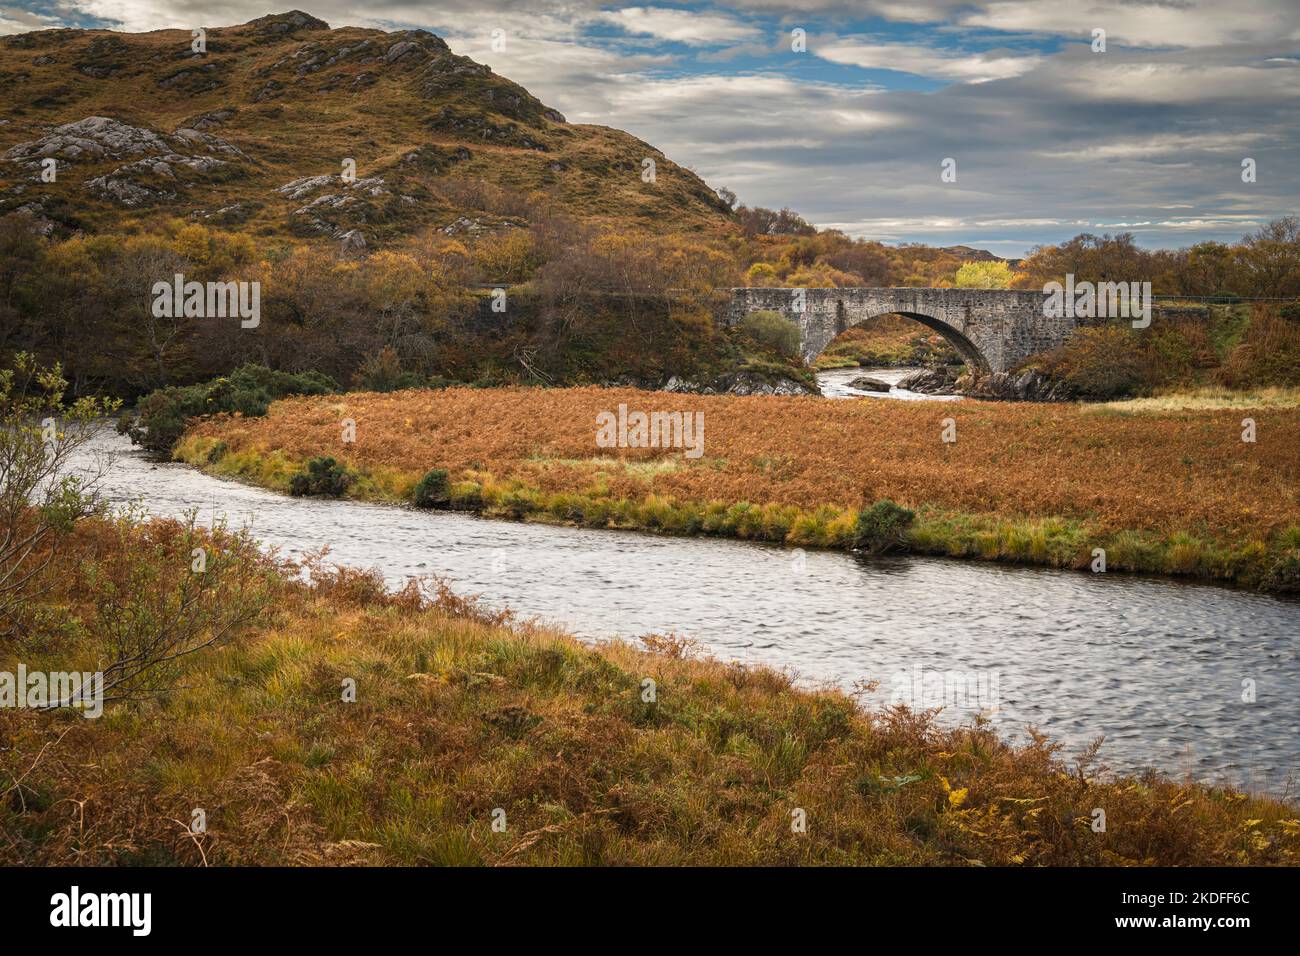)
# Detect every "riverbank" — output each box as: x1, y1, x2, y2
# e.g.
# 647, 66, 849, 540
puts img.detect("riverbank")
4, 516, 1296, 866
176, 386, 1300, 592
